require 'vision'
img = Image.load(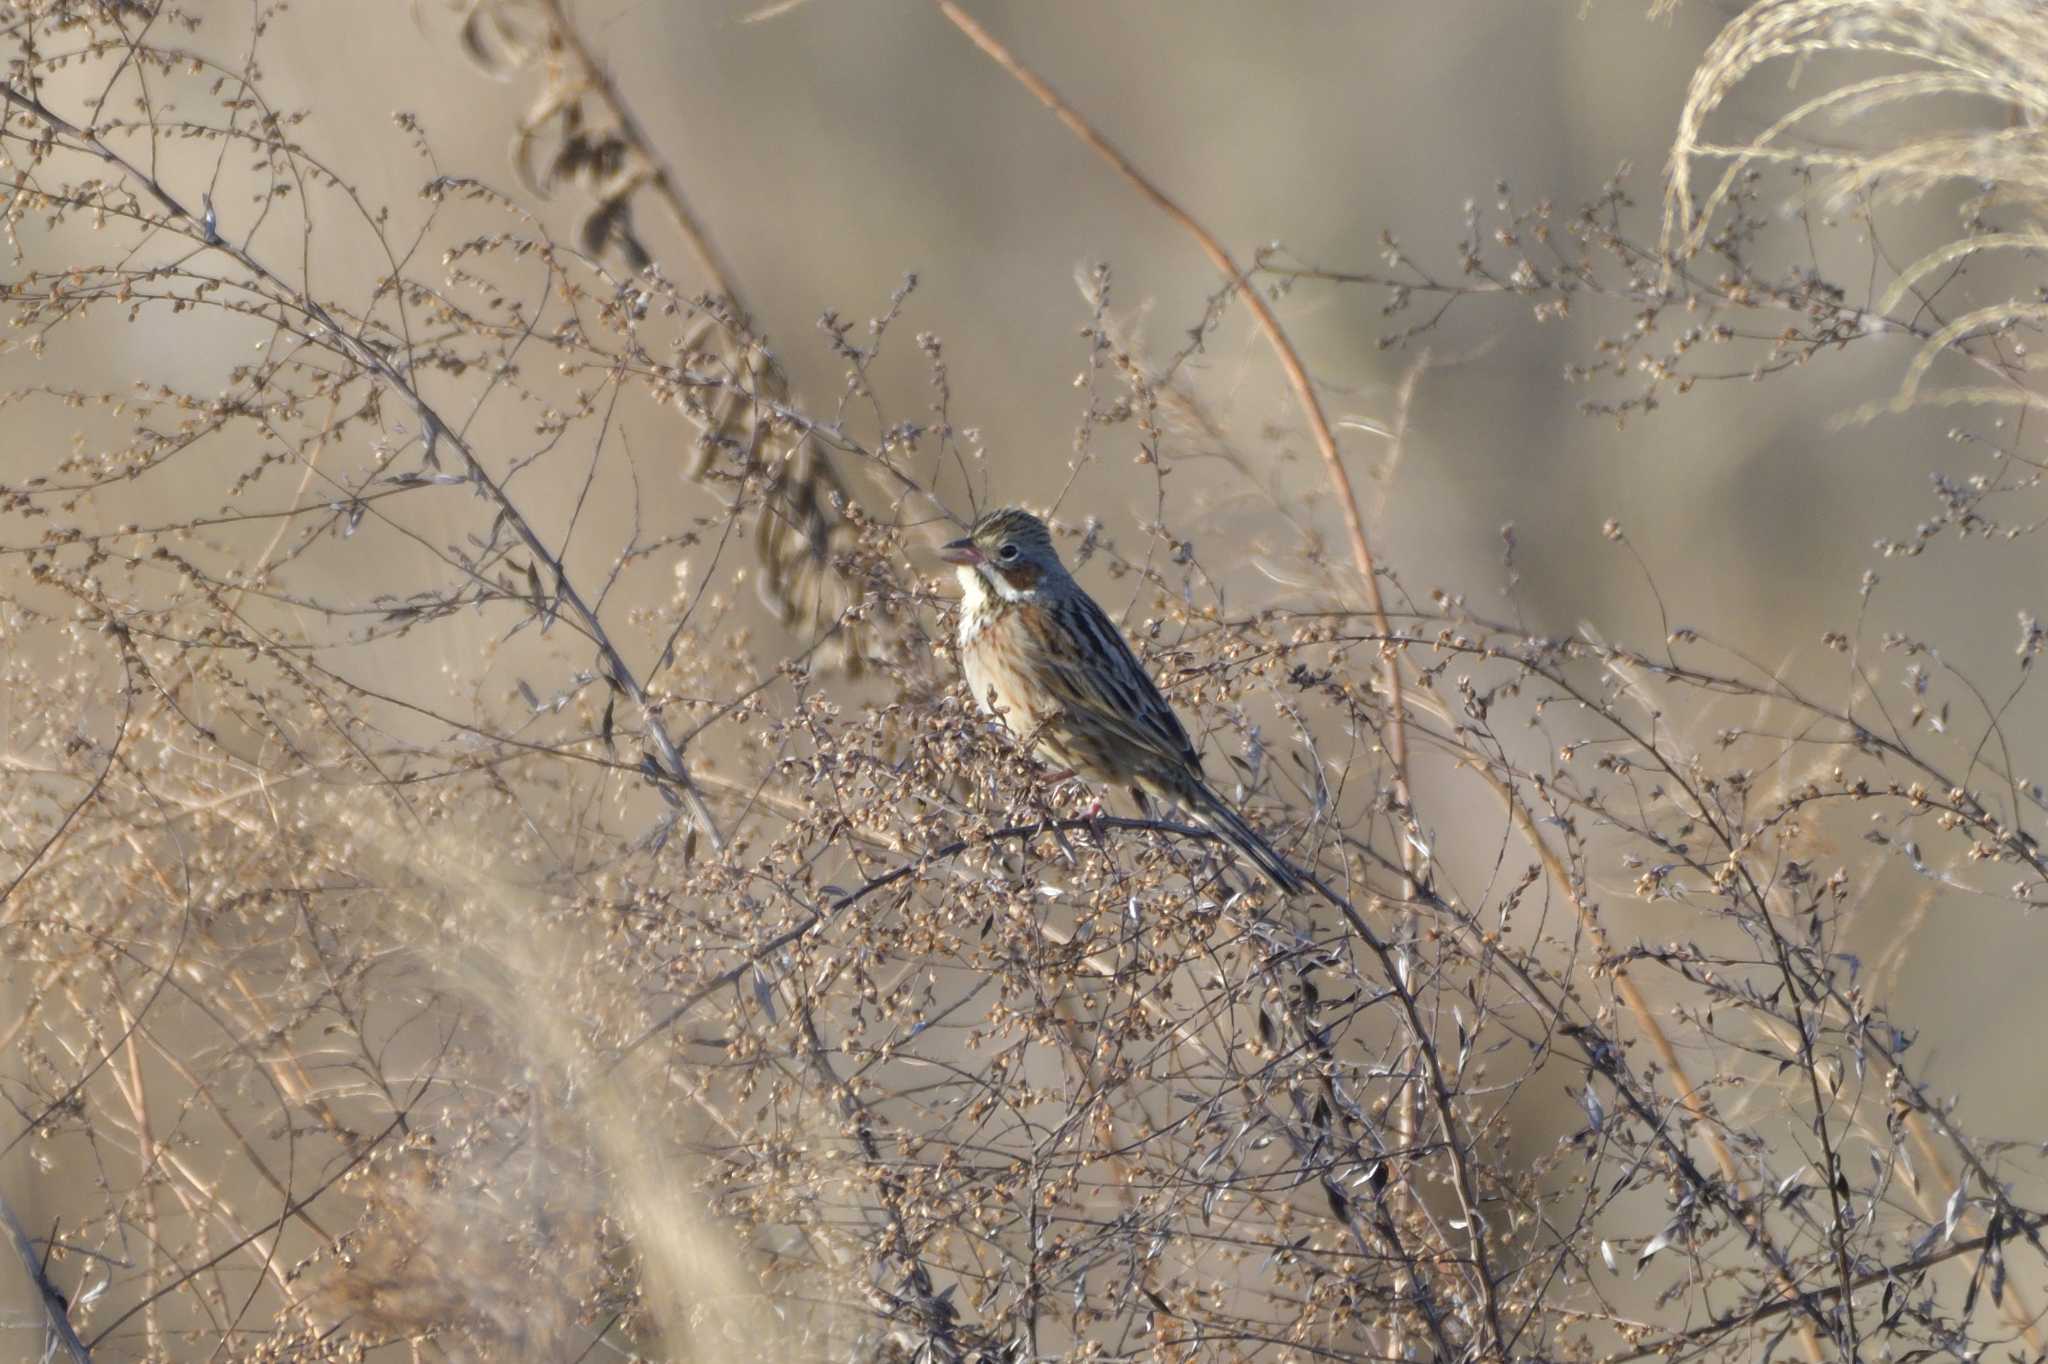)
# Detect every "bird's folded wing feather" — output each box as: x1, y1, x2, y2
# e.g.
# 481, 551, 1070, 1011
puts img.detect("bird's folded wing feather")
1019, 593, 1201, 769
